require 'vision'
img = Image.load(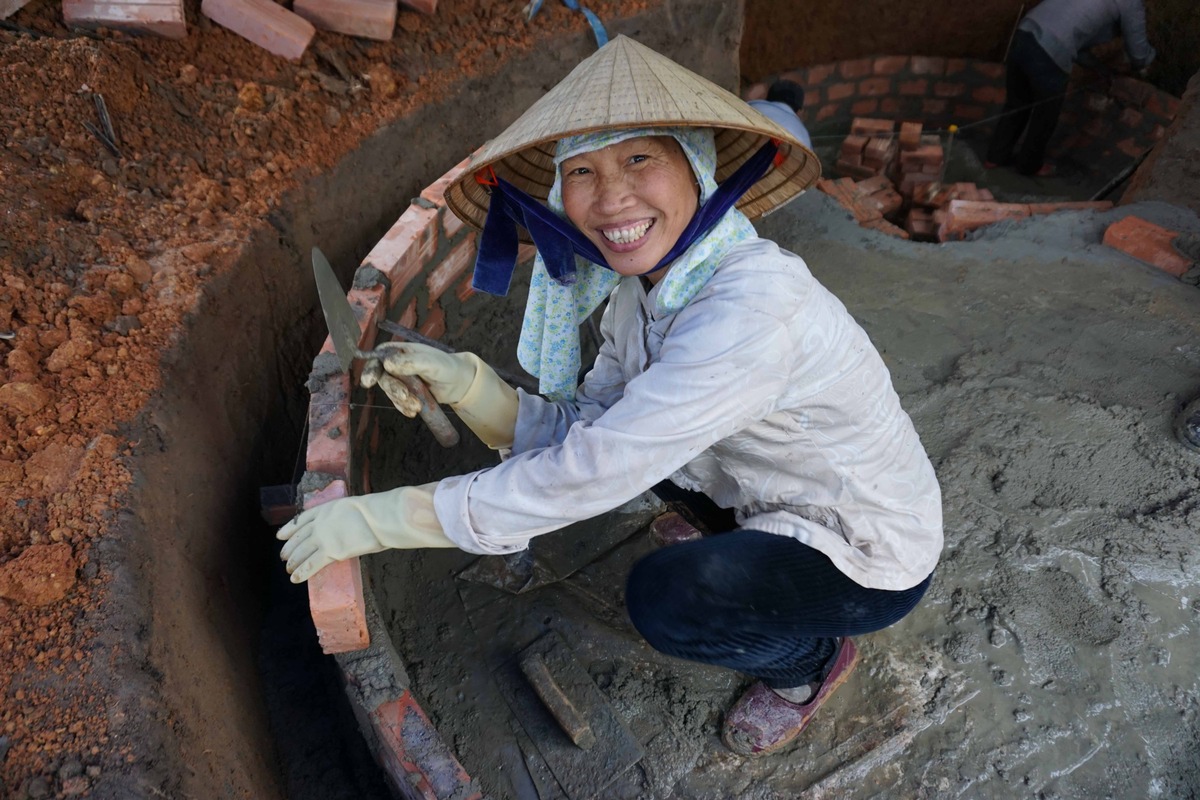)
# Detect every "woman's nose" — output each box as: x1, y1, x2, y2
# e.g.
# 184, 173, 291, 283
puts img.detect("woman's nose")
594, 173, 634, 213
